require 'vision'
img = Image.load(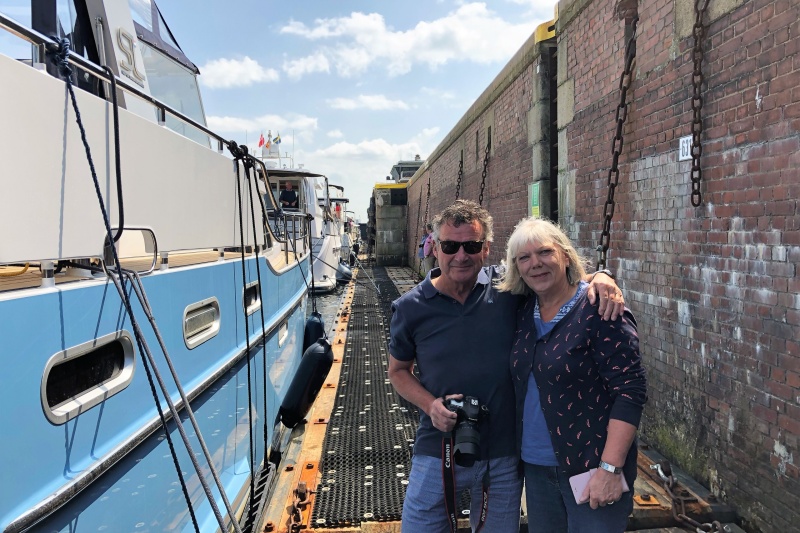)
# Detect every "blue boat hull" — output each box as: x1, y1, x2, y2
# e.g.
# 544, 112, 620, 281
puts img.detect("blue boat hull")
0, 256, 309, 532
